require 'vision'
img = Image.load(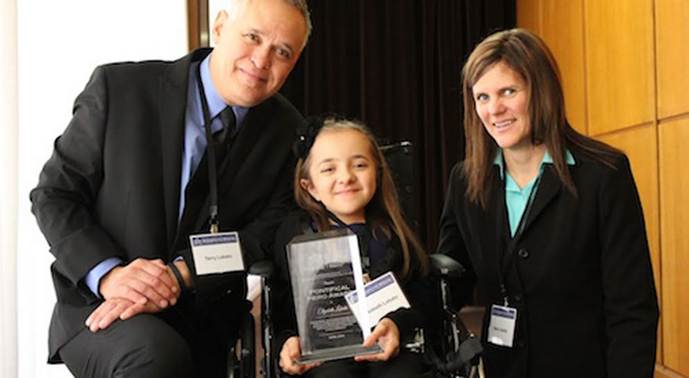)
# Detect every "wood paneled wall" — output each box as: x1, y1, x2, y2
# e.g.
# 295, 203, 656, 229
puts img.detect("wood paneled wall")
656, 0, 689, 119
517, 0, 689, 376
659, 119, 689, 375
